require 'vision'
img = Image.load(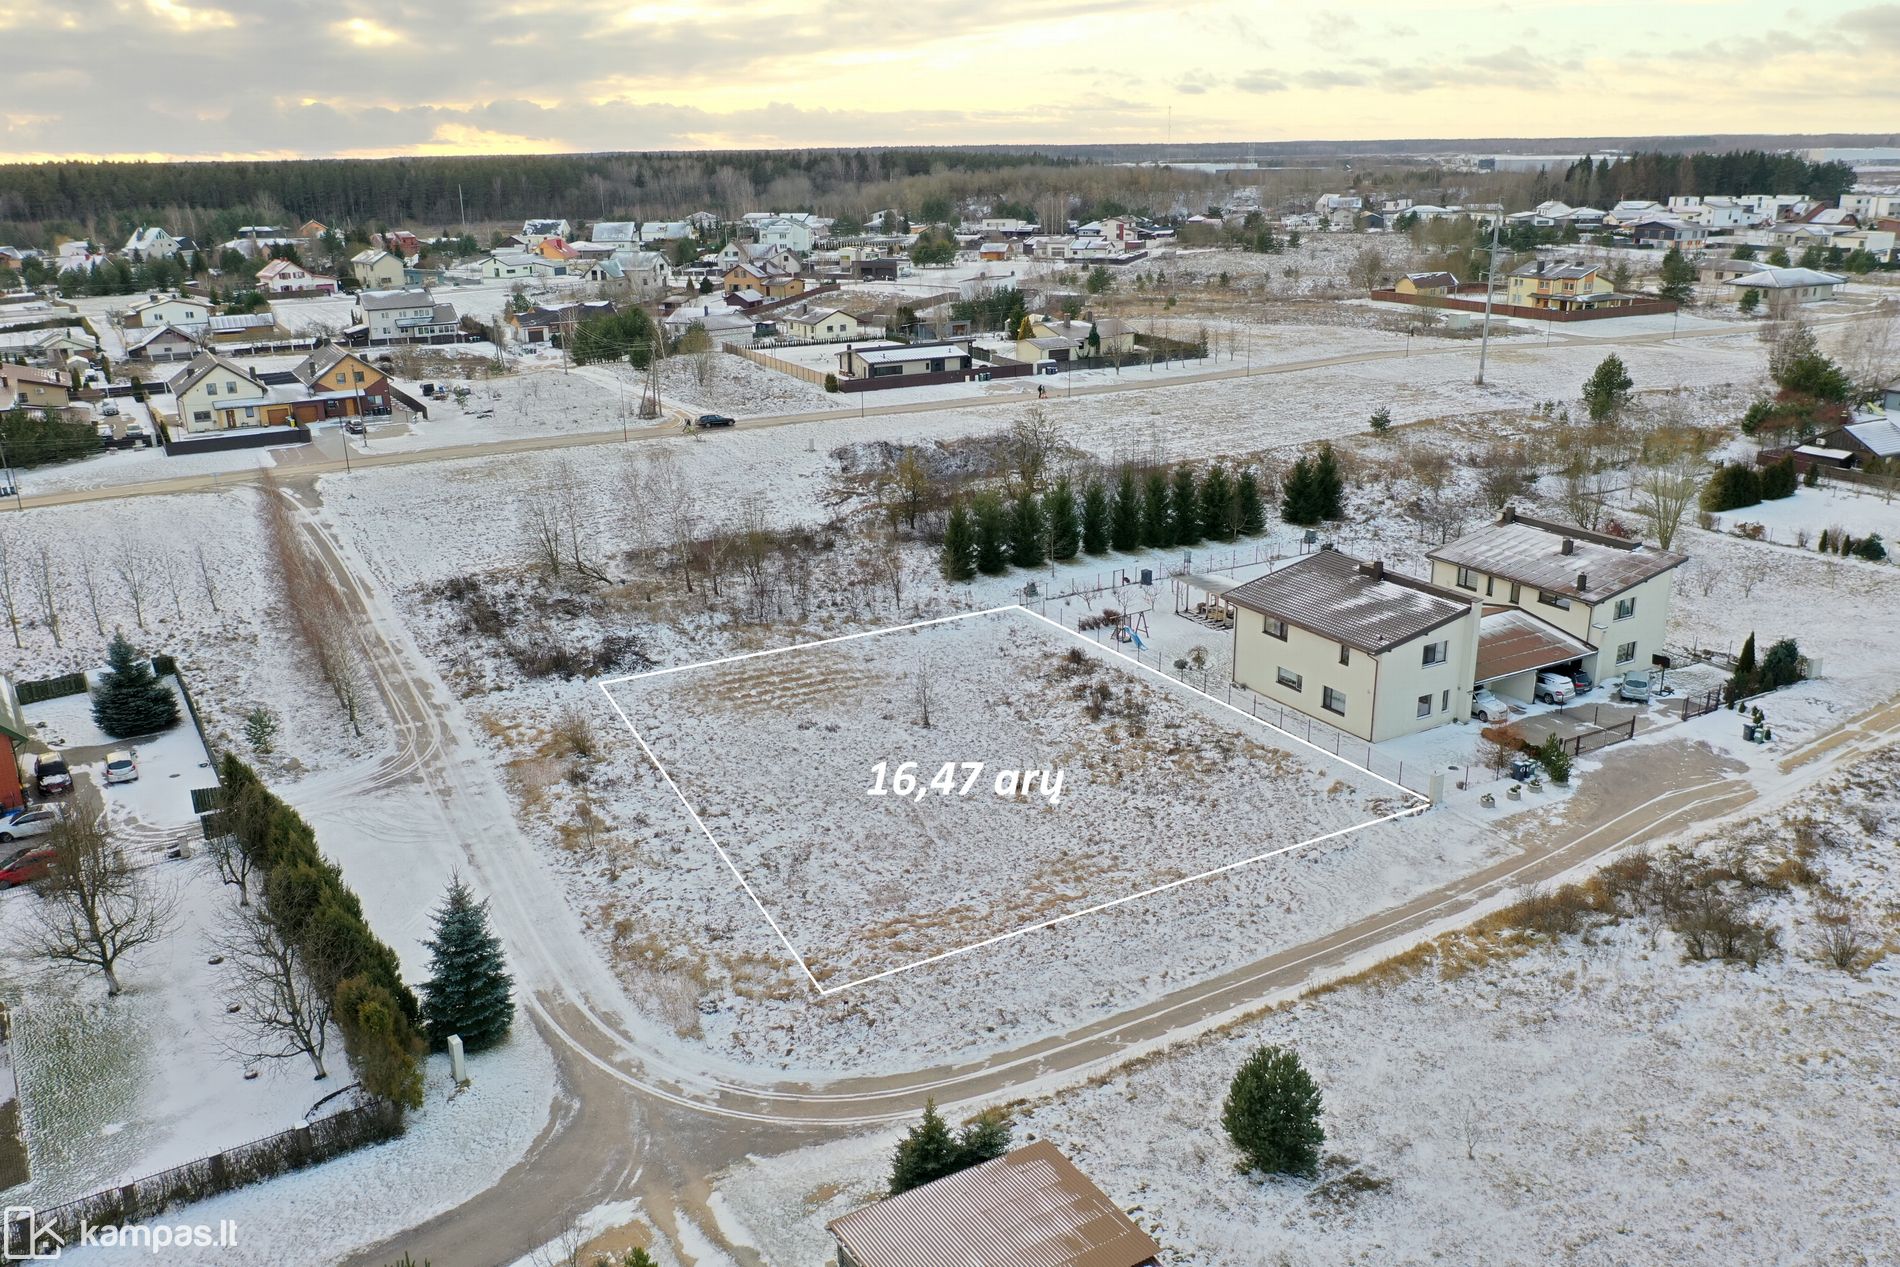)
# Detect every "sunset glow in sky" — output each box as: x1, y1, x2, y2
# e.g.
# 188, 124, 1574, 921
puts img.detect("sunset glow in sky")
2, 0, 1895, 161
